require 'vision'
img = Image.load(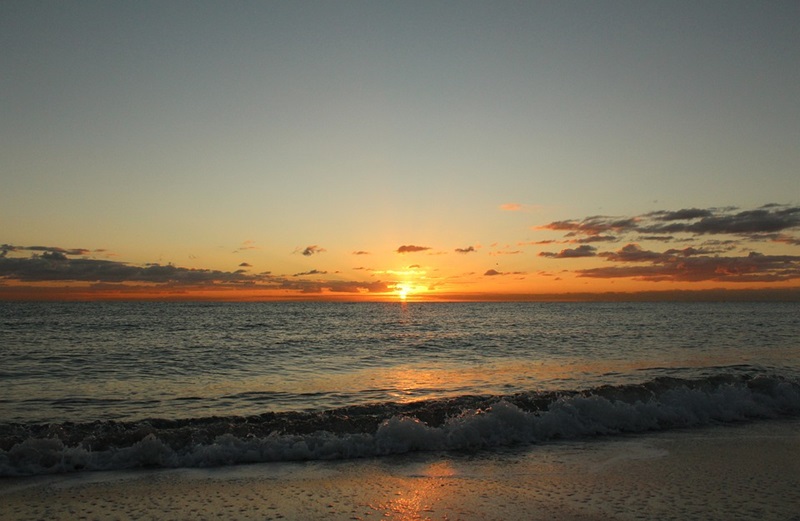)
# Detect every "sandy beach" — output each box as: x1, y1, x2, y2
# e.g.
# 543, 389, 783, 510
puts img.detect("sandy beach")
2, 418, 798, 521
